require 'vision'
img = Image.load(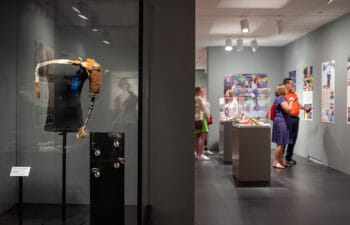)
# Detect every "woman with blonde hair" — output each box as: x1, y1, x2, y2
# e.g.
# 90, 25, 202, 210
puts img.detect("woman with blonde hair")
272, 85, 294, 169
195, 87, 210, 160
